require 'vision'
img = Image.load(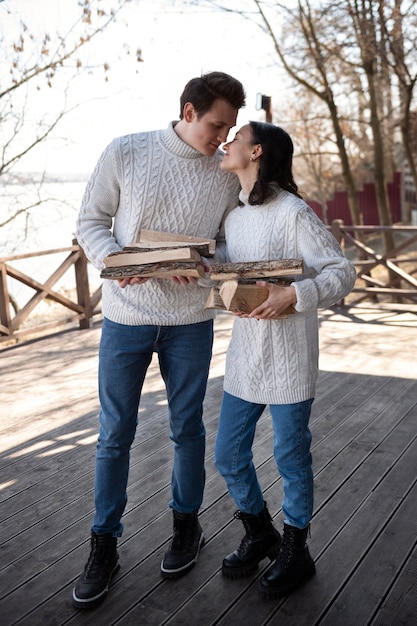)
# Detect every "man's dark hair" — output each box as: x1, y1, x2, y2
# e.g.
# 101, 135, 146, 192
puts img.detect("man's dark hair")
179, 71, 246, 119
